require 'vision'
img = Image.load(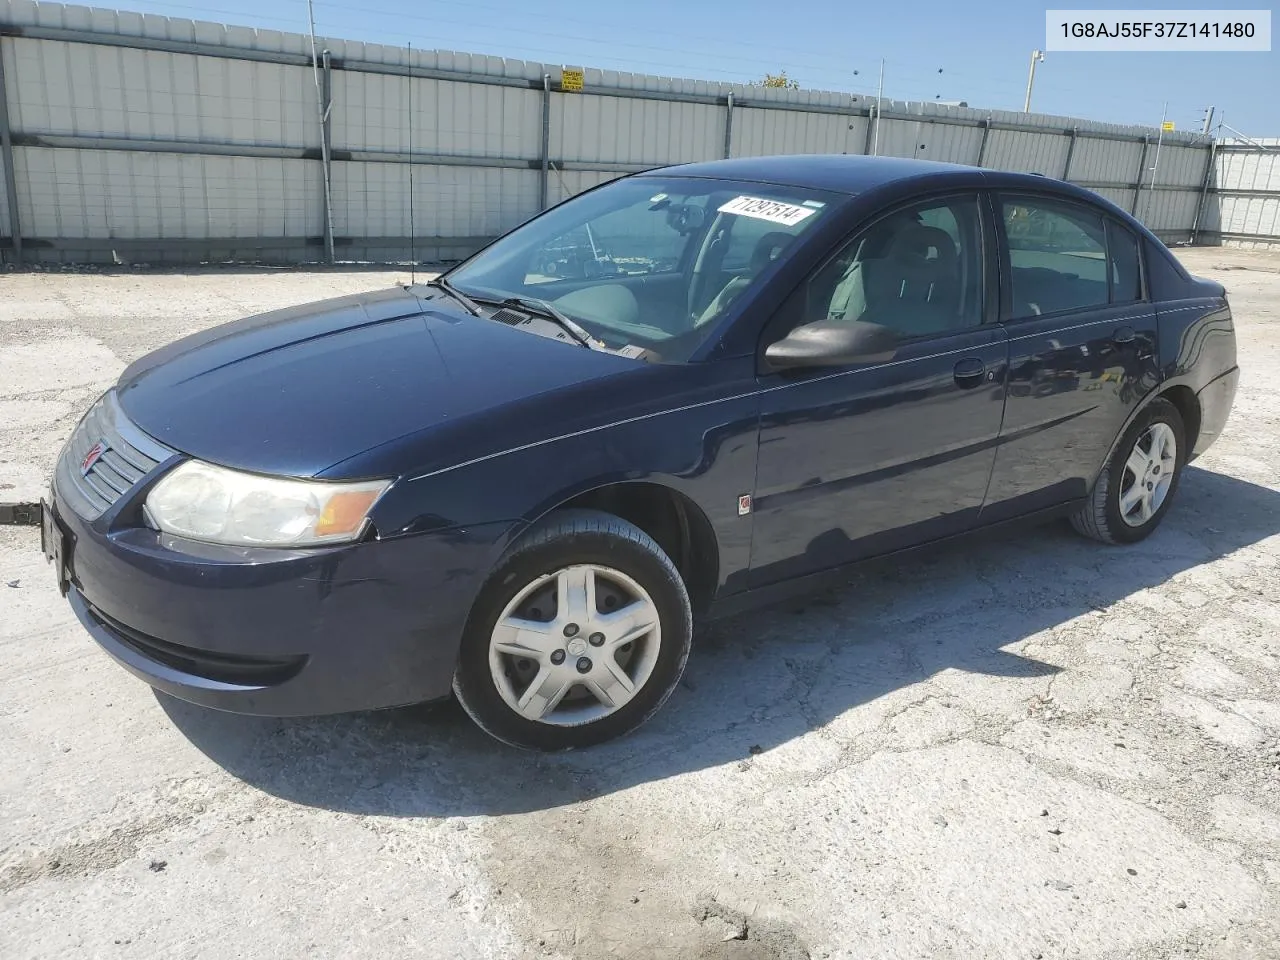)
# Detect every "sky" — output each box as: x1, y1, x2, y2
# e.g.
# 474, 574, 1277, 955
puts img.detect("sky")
101, 0, 1277, 133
